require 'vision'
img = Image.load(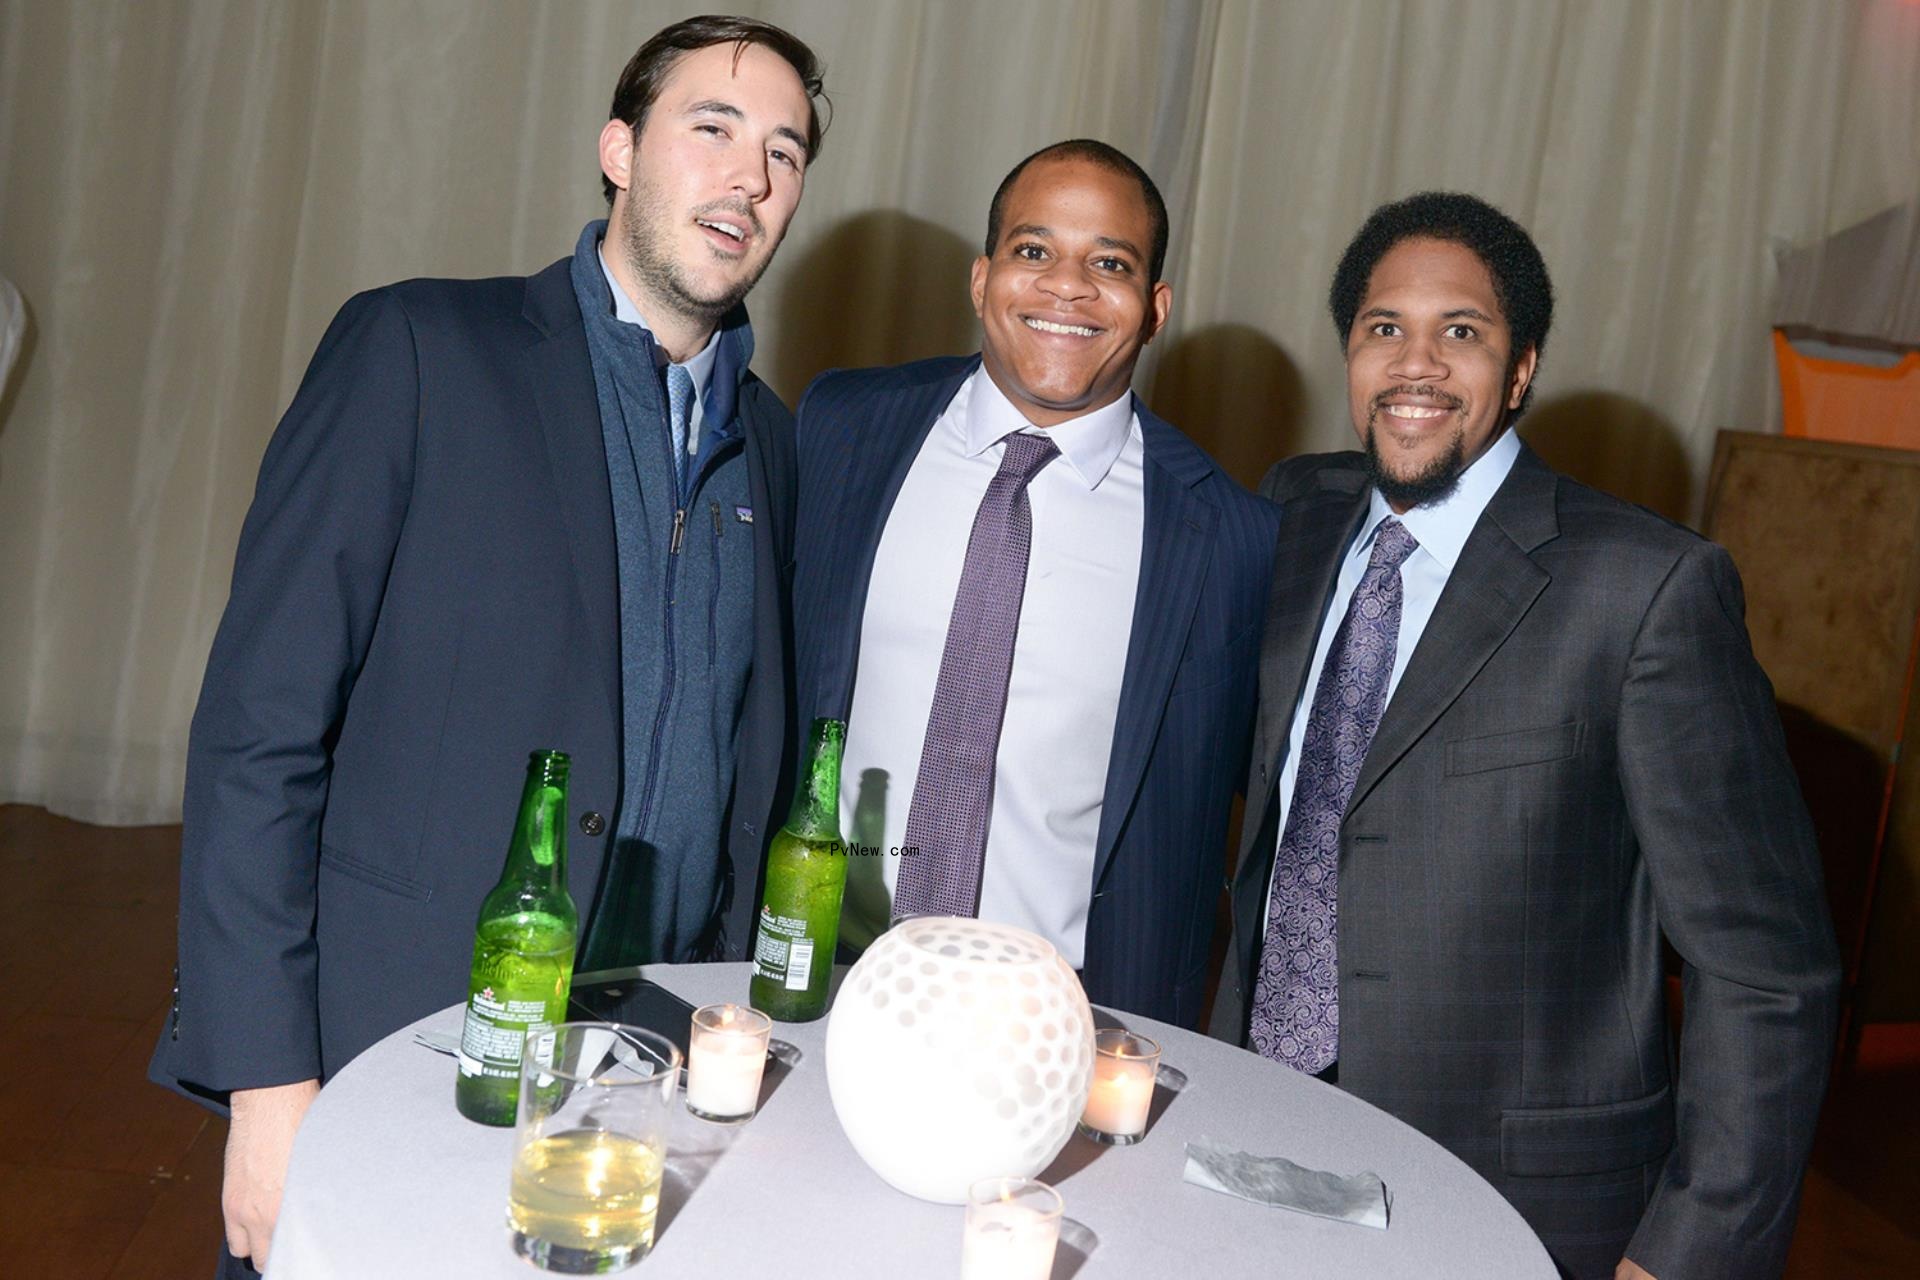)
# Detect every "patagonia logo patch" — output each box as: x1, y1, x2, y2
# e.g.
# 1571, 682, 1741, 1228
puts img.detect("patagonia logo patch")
734, 505, 754, 524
